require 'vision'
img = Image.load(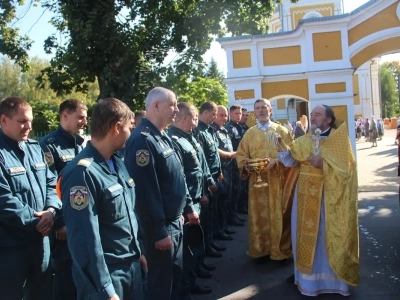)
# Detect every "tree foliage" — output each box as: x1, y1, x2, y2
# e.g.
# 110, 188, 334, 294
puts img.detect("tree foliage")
0, 55, 97, 133
204, 57, 225, 85
163, 59, 227, 108
379, 61, 399, 118
0, 0, 297, 110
